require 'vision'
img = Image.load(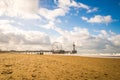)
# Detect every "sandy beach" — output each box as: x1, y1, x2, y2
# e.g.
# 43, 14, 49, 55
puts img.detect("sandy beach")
0, 53, 120, 80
